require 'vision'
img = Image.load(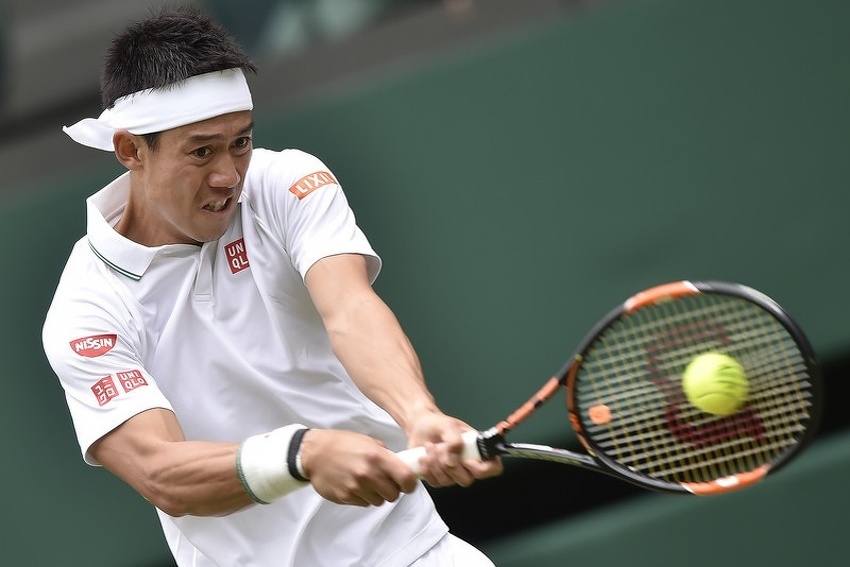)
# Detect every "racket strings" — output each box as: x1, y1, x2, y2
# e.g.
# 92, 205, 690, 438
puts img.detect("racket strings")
573, 294, 814, 485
